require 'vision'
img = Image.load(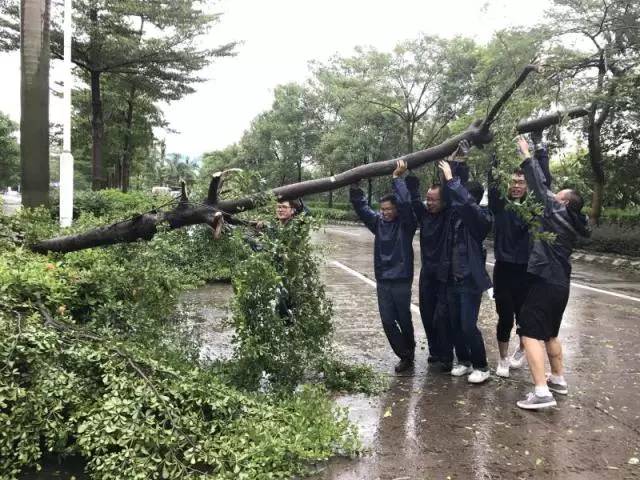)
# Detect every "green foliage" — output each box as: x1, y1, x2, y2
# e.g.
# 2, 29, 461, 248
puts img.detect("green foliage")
601, 208, 640, 228
53, 189, 174, 221
0, 312, 359, 479
229, 216, 334, 389
578, 223, 640, 257
318, 358, 388, 395
0, 111, 19, 189
0, 203, 362, 479
307, 207, 360, 223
